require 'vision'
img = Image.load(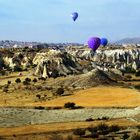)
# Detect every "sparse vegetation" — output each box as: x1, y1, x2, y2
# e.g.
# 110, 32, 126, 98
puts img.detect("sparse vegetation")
130, 133, 140, 140
3, 86, 8, 93
0, 47, 140, 140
